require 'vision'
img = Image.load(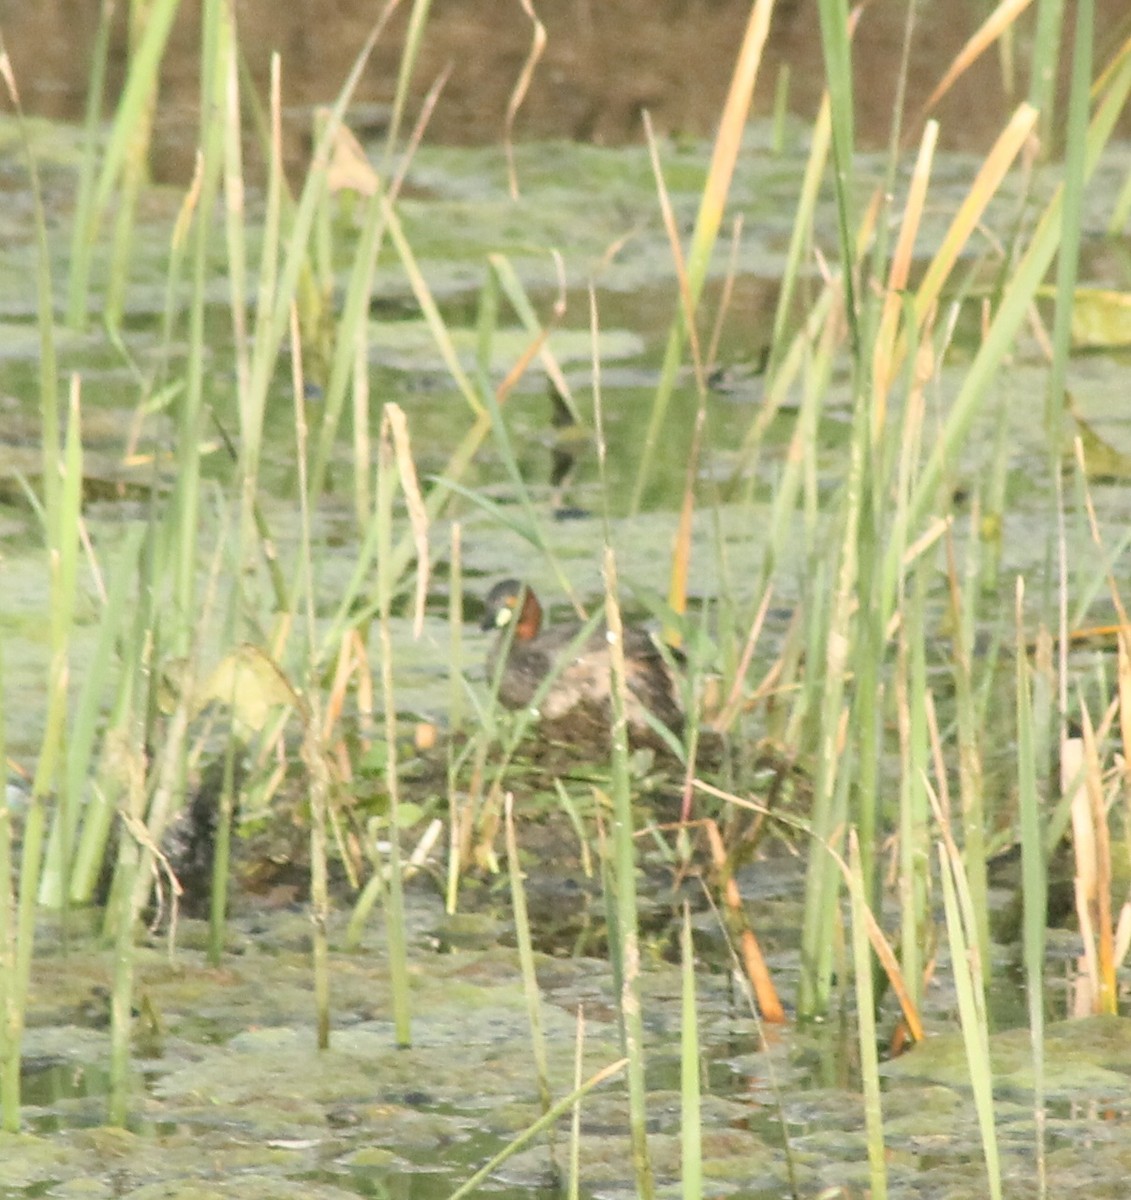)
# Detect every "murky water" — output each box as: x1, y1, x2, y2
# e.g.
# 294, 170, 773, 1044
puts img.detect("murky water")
5, 885, 1131, 1199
